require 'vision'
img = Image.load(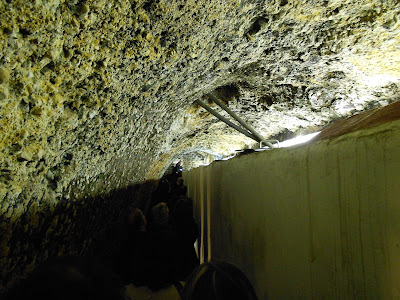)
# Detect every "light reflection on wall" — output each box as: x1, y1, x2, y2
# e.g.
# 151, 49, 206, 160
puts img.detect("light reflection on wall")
279, 131, 321, 148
